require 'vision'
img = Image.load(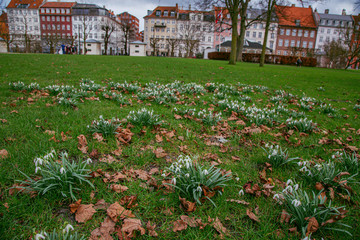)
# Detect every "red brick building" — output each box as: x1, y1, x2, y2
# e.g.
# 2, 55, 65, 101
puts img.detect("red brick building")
117, 11, 140, 41
275, 5, 317, 56
39, 2, 75, 40
349, 14, 360, 69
